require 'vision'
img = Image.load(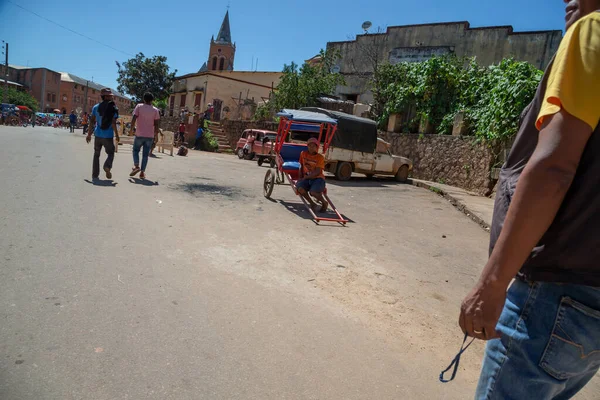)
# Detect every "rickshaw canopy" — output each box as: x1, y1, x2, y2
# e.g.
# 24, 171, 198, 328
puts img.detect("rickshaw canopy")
301, 107, 378, 154
277, 109, 338, 128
